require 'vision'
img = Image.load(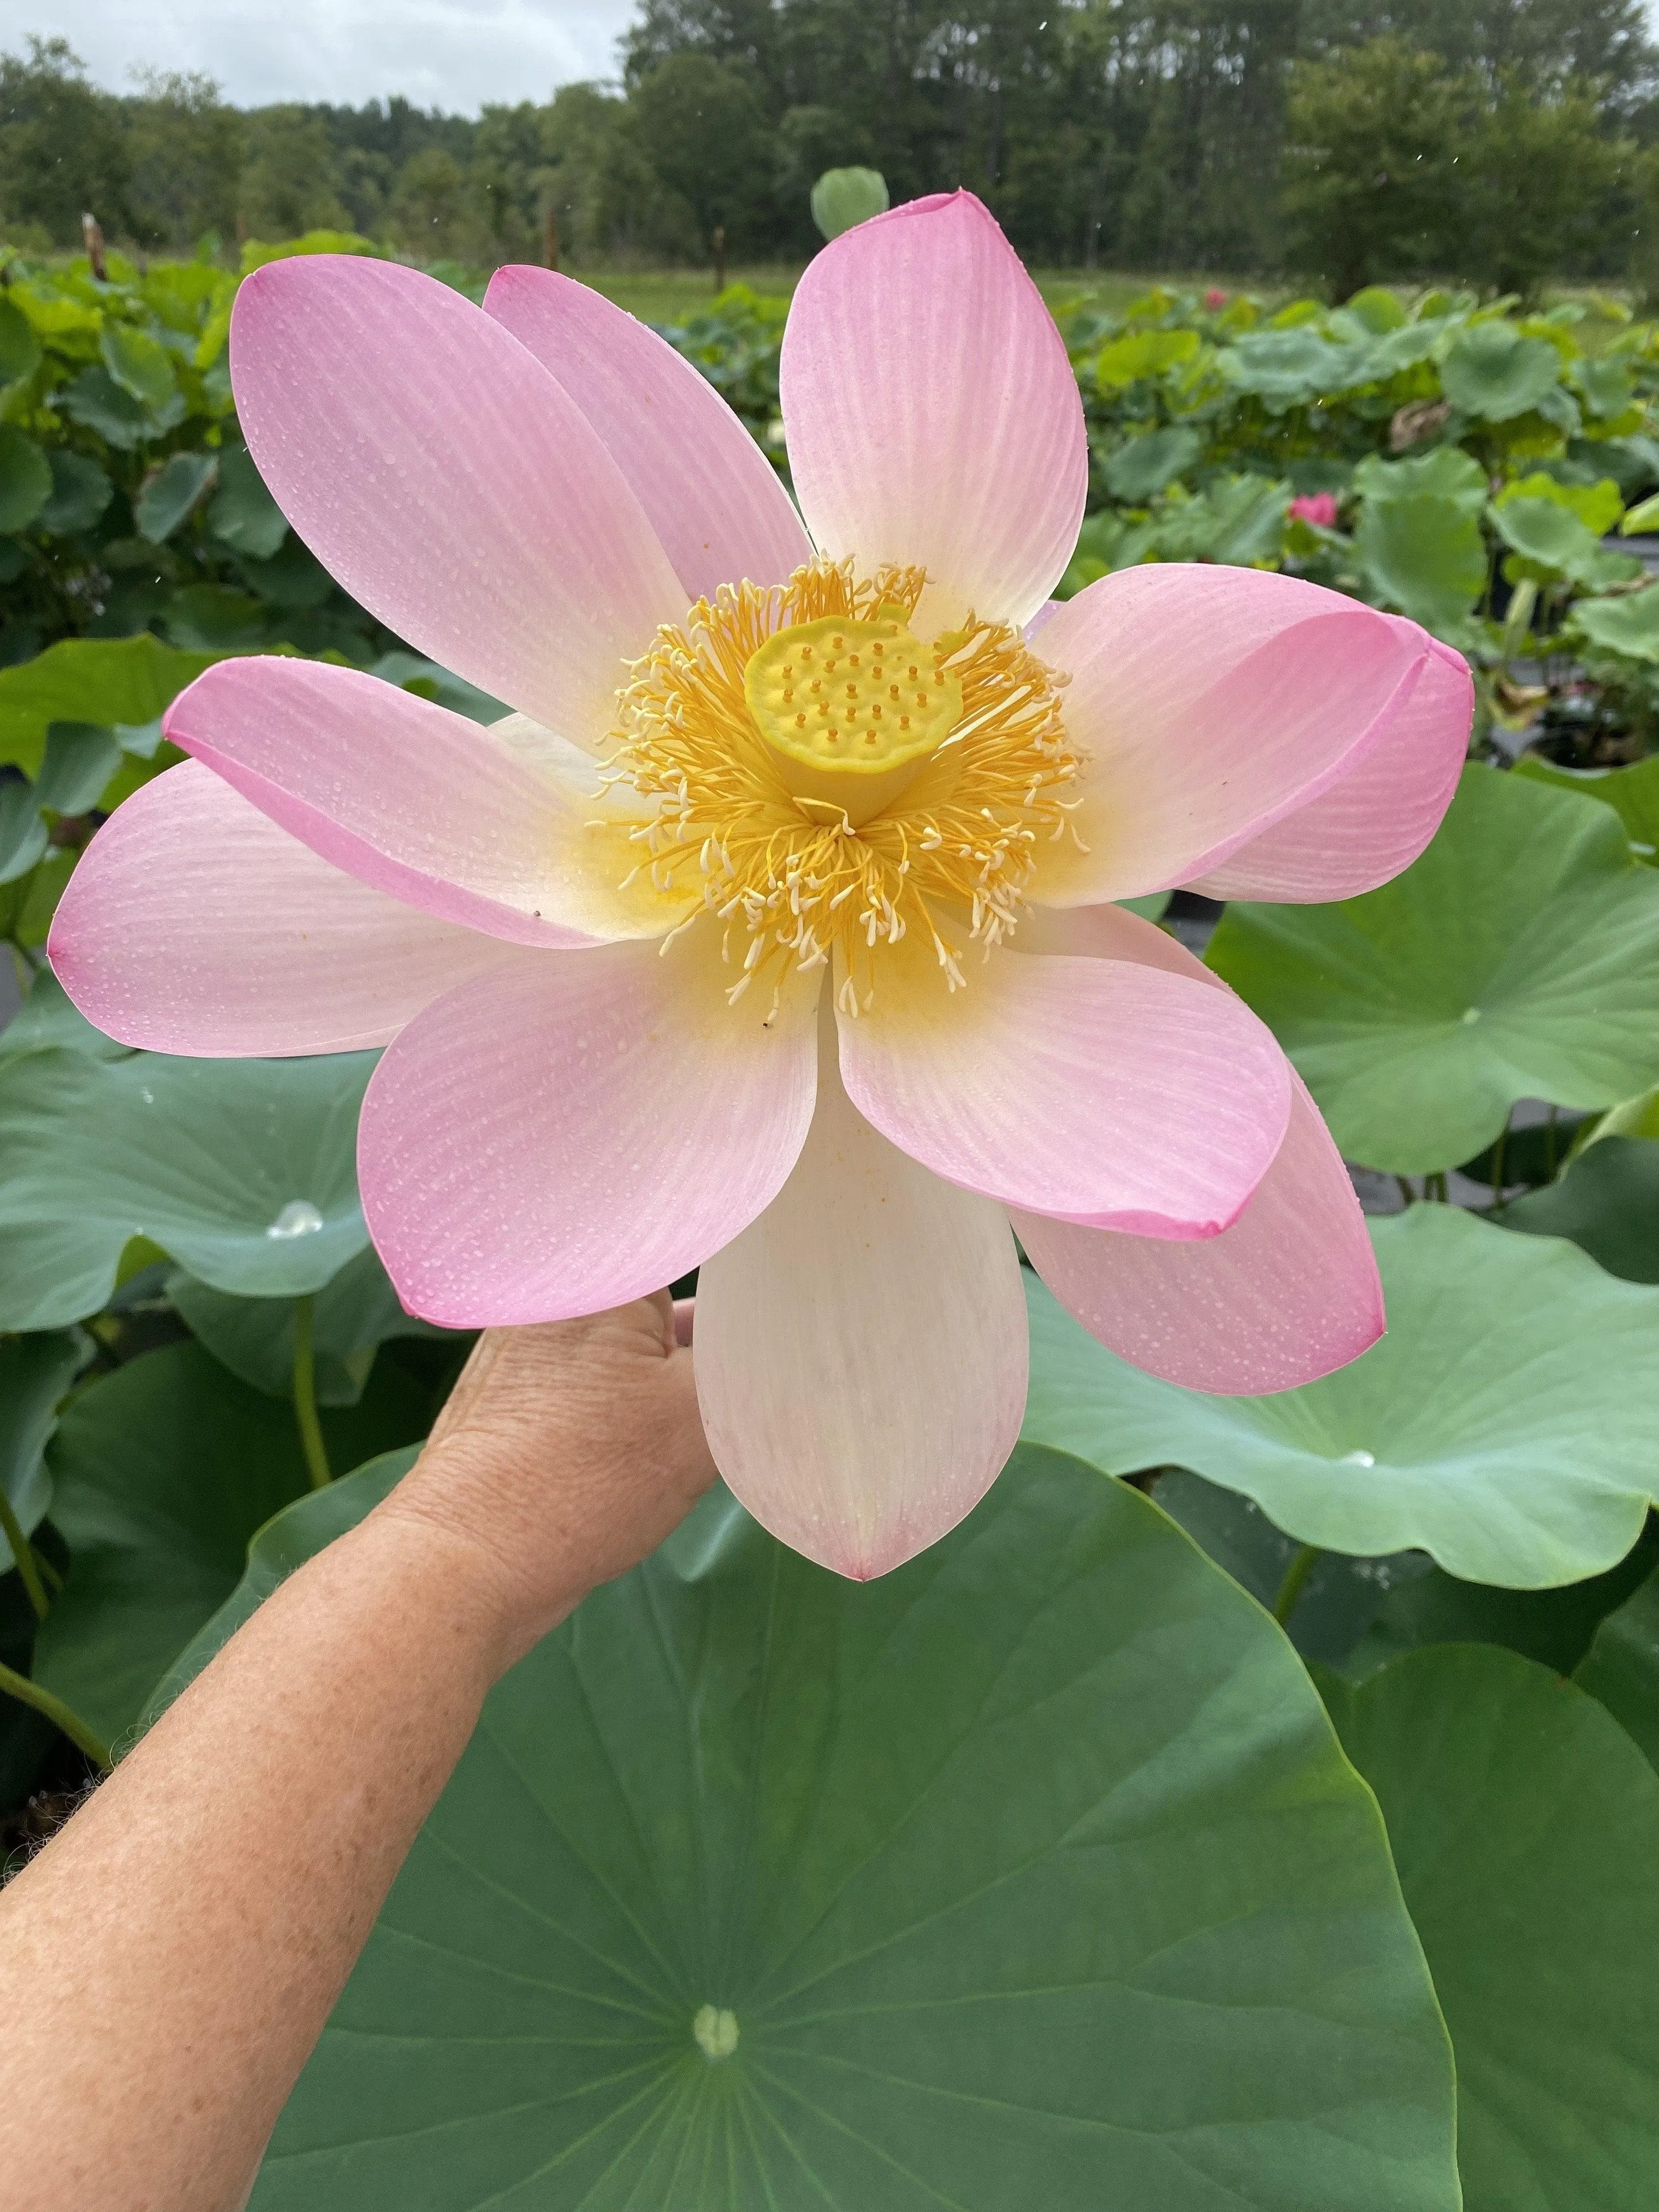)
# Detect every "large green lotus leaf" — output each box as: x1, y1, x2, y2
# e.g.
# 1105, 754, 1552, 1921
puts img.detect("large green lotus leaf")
233, 1447, 1457, 2212
206, 443, 289, 559
0, 294, 43, 384
143, 1445, 418, 1728
1103, 424, 1202, 499
1353, 445, 1488, 516
99, 320, 177, 409
134, 450, 216, 544
169, 1245, 457, 1407
1569, 585, 1659, 663
0, 970, 126, 1062
39, 449, 113, 535
1573, 1559, 1659, 1771
1324, 1646, 1659, 2211
0, 1041, 376, 1327
1023, 1206, 1659, 1586
1502, 1134, 1659, 1281
1094, 327, 1200, 387
1514, 751, 1659, 862
34, 1343, 431, 1748
1440, 321, 1561, 420
1491, 493, 1602, 580
0, 426, 53, 534
0, 633, 223, 776
1218, 326, 1369, 407
0, 1330, 88, 1567
1353, 493, 1487, 632
1206, 765, 1659, 1172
